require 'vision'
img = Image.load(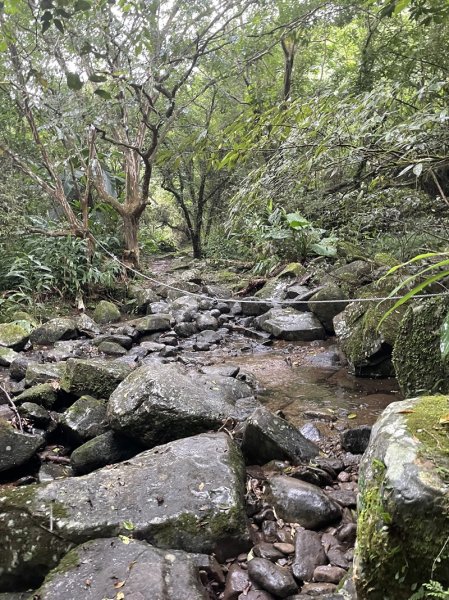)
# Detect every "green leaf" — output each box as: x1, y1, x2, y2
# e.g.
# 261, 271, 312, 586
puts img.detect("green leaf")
310, 240, 337, 257
74, 0, 91, 11
94, 88, 112, 99
66, 72, 83, 90
89, 73, 107, 83
122, 520, 135, 531
441, 310, 449, 360
286, 212, 310, 229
